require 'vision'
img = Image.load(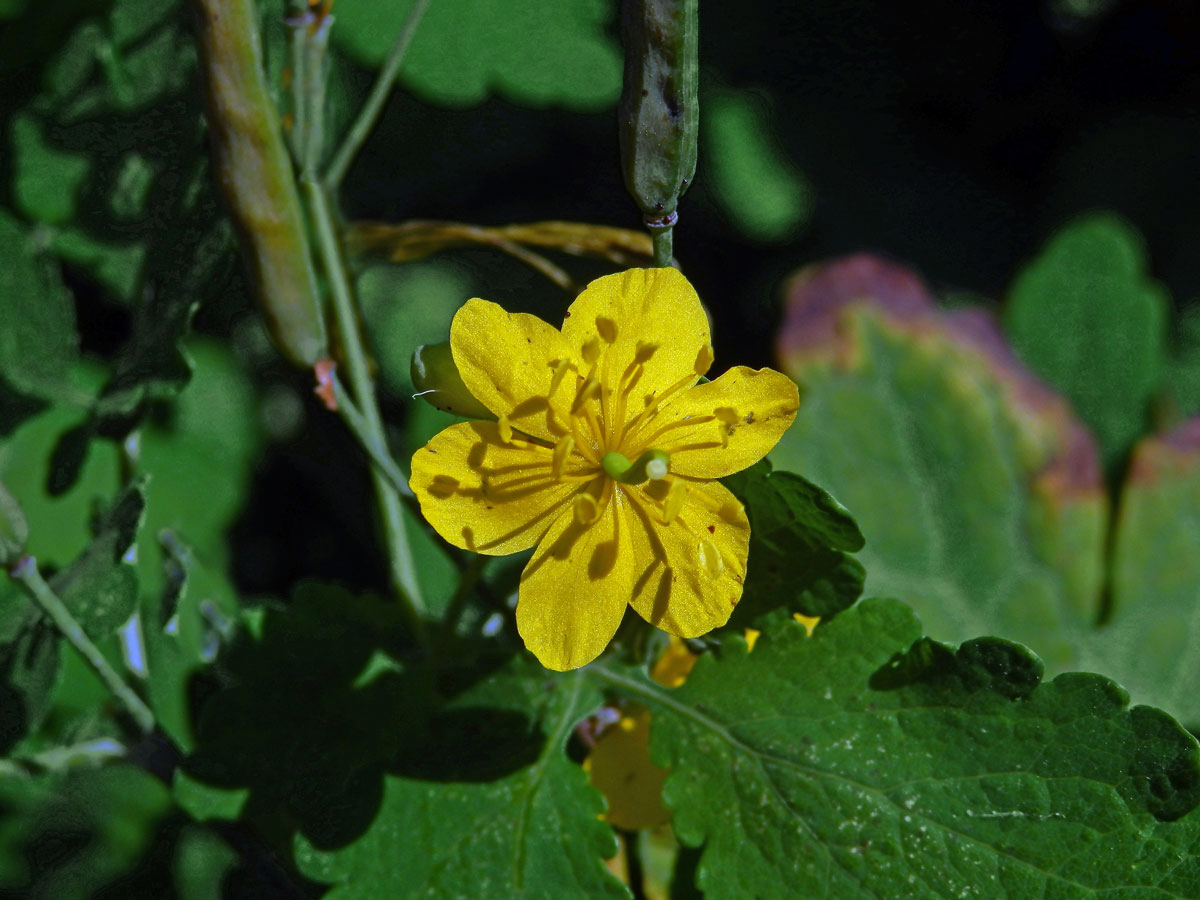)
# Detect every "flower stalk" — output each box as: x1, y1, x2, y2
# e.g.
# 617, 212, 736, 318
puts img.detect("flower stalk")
8, 555, 156, 735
